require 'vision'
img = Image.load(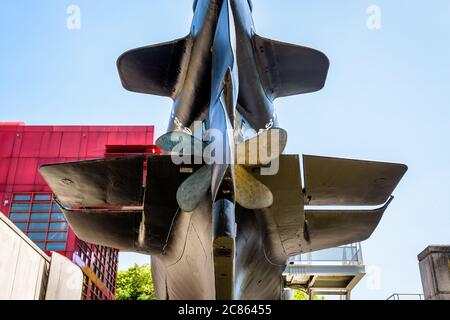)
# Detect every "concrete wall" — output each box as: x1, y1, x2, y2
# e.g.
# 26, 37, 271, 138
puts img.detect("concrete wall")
0, 212, 83, 300
45, 253, 83, 300
418, 245, 450, 300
